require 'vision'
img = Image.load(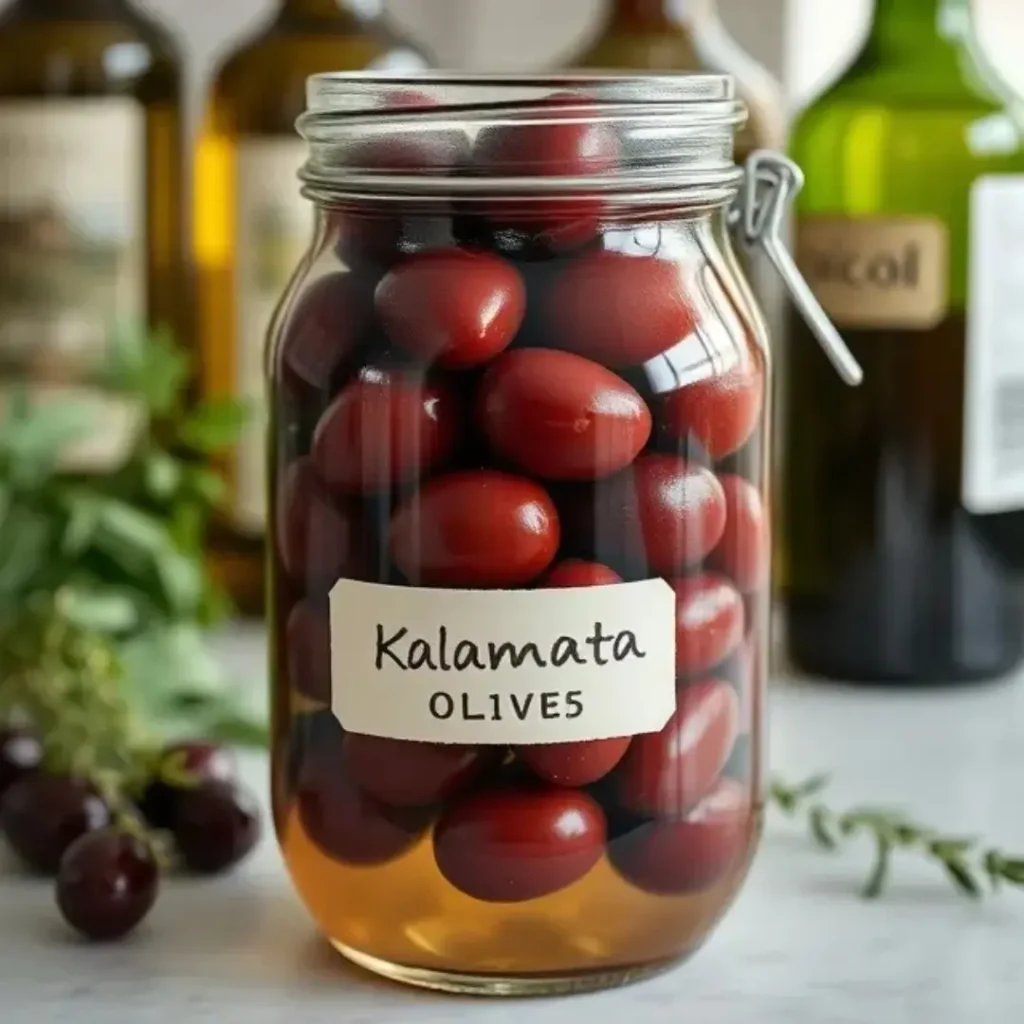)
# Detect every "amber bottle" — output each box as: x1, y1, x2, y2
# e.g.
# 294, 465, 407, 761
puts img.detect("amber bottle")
0, 0, 184, 472
194, 0, 428, 615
